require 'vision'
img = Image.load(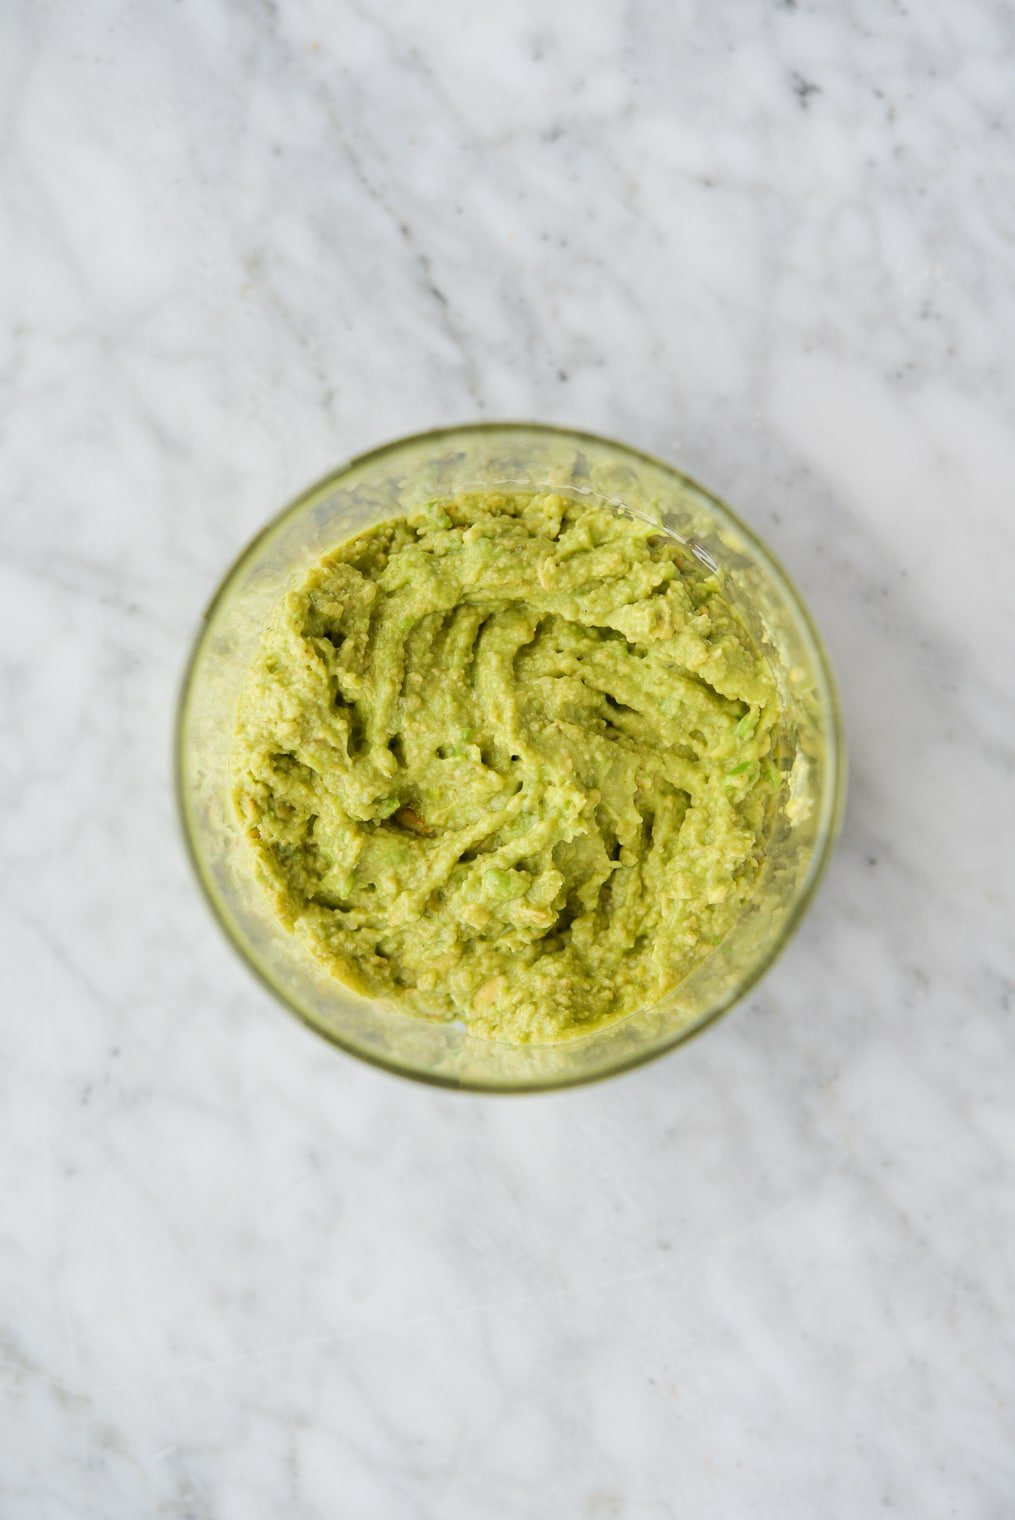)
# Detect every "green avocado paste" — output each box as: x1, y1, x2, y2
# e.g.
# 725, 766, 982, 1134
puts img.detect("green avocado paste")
232, 490, 781, 1043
